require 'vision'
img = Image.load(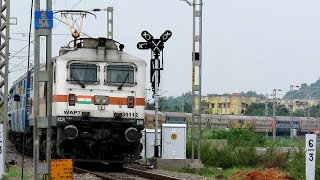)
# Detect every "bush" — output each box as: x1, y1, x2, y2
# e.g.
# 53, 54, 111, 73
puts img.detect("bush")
203, 128, 267, 147
187, 129, 292, 169
285, 149, 320, 180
